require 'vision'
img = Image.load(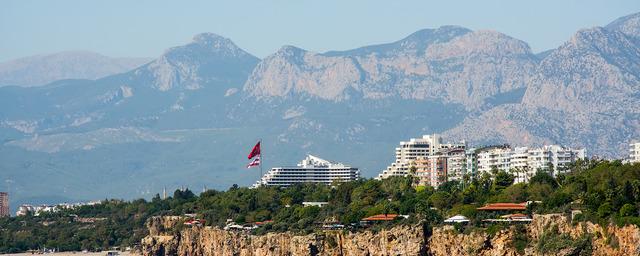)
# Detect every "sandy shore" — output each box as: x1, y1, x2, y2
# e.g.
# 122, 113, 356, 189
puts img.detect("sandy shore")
3, 252, 139, 256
